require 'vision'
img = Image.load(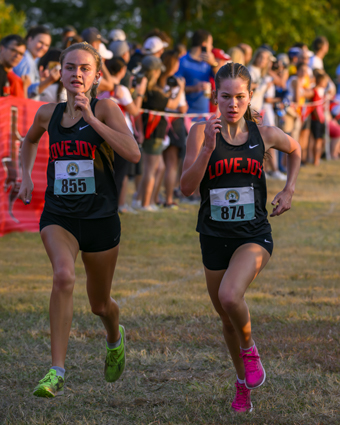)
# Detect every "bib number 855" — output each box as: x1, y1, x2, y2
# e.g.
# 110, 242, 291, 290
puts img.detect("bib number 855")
61, 178, 87, 194
221, 205, 245, 220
